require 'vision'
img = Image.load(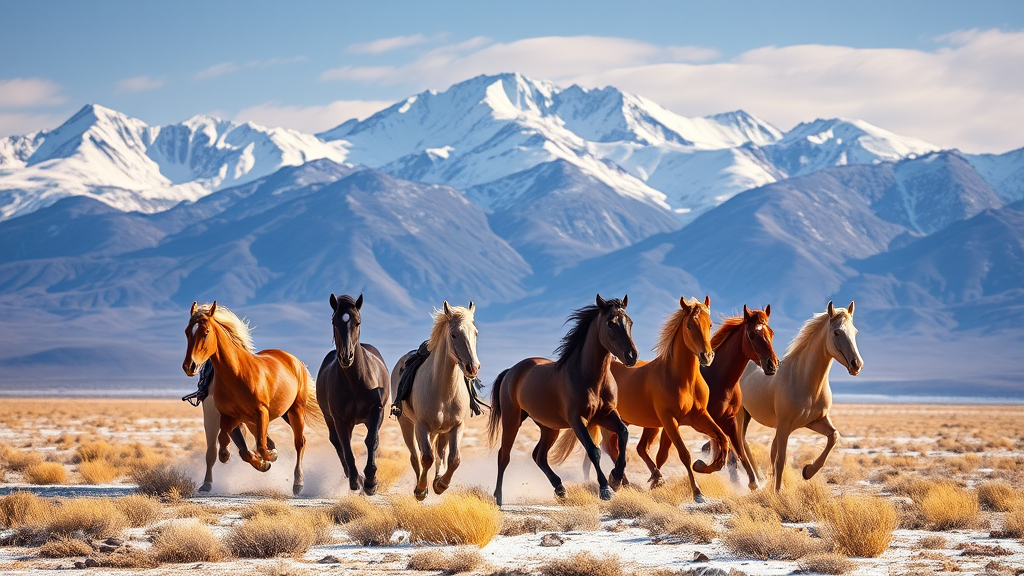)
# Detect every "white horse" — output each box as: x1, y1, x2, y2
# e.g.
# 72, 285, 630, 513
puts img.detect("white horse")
389, 301, 481, 501
738, 301, 863, 491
